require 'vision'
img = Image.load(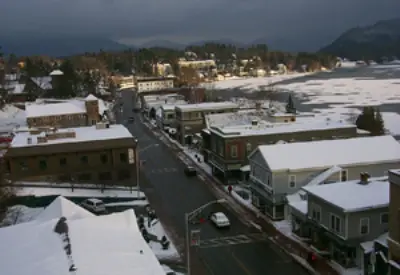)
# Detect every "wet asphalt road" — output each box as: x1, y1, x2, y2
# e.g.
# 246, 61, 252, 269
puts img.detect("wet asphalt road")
115, 89, 309, 275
